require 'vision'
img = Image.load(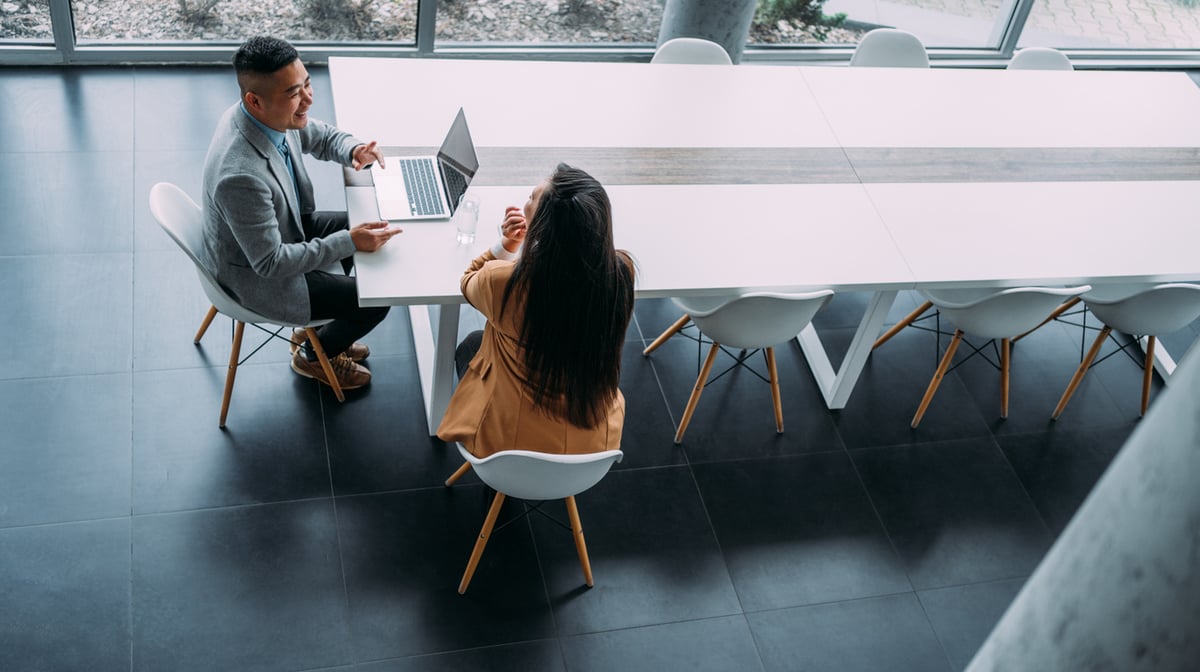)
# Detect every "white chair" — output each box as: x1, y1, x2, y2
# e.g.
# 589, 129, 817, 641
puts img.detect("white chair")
1007, 47, 1074, 71
1053, 283, 1200, 419
451, 443, 623, 595
911, 285, 1090, 428
149, 182, 346, 427
651, 37, 732, 65
653, 291, 833, 444
849, 28, 930, 68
